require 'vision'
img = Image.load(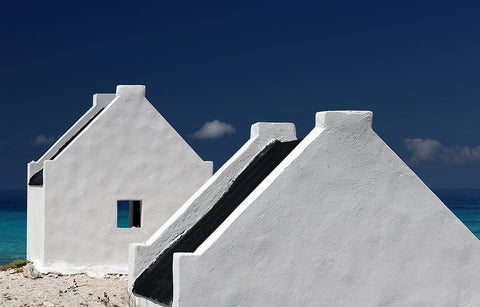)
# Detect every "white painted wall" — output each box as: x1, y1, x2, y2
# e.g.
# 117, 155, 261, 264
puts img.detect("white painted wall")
27, 85, 212, 275
26, 185, 45, 266
173, 111, 480, 306
129, 122, 296, 306
28, 94, 116, 177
